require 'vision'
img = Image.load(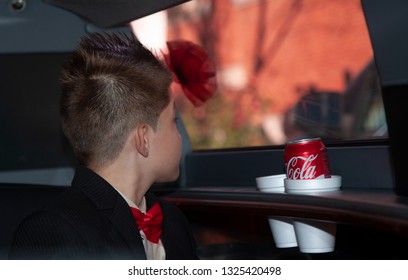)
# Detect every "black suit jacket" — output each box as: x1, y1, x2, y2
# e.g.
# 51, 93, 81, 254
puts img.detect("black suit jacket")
8, 166, 198, 260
